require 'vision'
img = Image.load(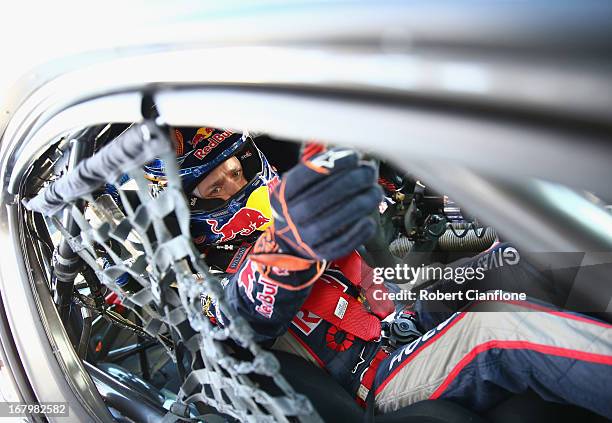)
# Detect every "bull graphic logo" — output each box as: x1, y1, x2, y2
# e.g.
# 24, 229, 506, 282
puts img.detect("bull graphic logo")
189, 127, 214, 148
237, 261, 257, 303
206, 208, 270, 243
